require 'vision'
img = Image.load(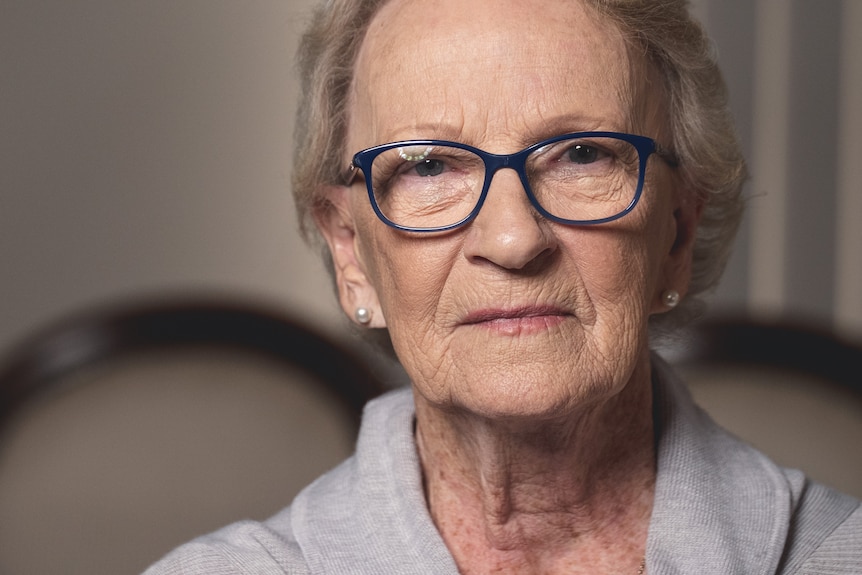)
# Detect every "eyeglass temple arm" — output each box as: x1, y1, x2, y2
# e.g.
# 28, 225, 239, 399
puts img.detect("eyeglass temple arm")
654, 143, 680, 168
341, 163, 361, 187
